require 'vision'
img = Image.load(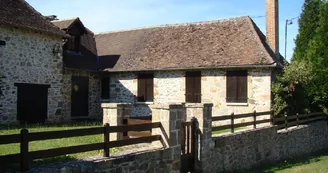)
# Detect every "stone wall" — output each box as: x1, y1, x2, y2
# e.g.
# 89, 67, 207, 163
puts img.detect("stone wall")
204, 121, 328, 172
201, 69, 271, 126
109, 72, 151, 117
0, 26, 64, 124
25, 148, 180, 173
154, 71, 185, 104
62, 68, 103, 121
109, 69, 271, 120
